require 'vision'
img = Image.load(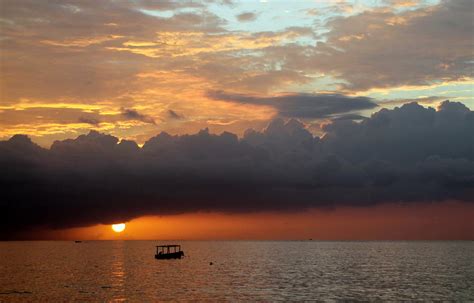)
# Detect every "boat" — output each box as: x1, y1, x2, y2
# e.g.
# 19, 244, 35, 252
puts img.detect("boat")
75, 240, 82, 243
155, 245, 184, 259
